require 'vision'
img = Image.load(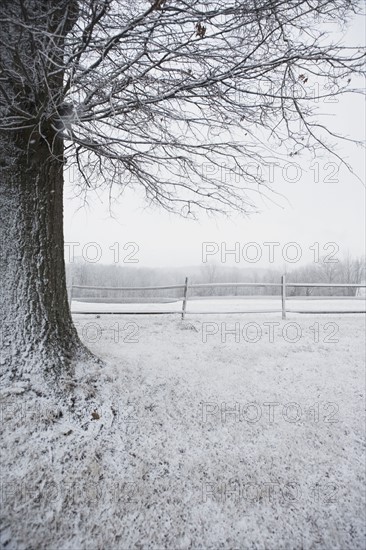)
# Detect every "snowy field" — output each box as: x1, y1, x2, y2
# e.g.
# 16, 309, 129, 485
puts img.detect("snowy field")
1, 311, 365, 549
71, 311, 364, 549
72, 295, 366, 314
